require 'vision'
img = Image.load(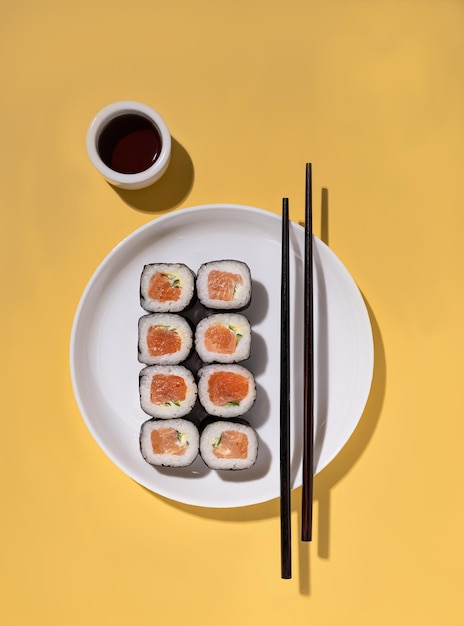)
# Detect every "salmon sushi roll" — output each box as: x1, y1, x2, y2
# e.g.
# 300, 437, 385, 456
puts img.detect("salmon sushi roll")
138, 313, 193, 365
196, 260, 251, 311
140, 263, 195, 313
139, 365, 197, 418
140, 418, 199, 467
197, 364, 256, 417
200, 420, 258, 470
195, 313, 251, 364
